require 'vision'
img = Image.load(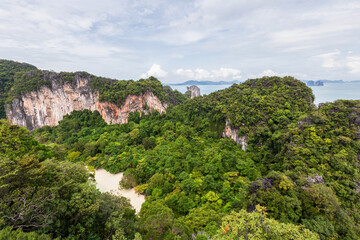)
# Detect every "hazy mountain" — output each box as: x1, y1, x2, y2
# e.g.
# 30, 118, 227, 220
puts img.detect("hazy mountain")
168, 80, 241, 86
